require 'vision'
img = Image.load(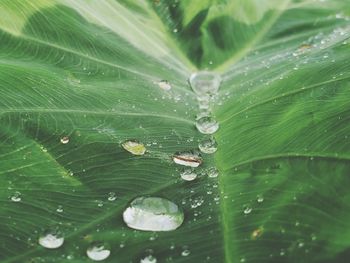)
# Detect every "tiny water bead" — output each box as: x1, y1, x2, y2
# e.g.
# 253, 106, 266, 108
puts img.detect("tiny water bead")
123, 196, 184, 231
86, 242, 111, 261
181, 249, 191, 257
243, 206, 252, 214
122, 140, 146, 155
38, 229, 64, 249
140, 255, 157, 263
207, 167, 219, 178
196, 116, 219, 134
60, 136, 69, 144
198, 136, 217, 154
158, 80, 171, 91
180, 168, 197, 181
107, 192, 117, 201
257, 195, 264, 203
10, 191, 22, 202
173, 151, 202, 167
189, 71, 221, 96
